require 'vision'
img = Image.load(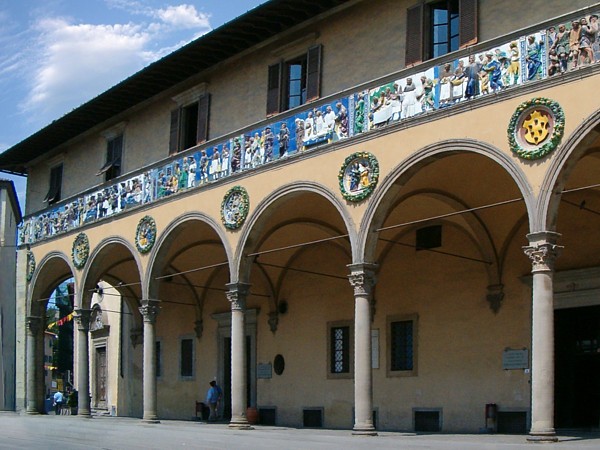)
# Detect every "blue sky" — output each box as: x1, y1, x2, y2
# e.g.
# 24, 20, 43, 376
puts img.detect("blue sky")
0, 0, 267, 213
